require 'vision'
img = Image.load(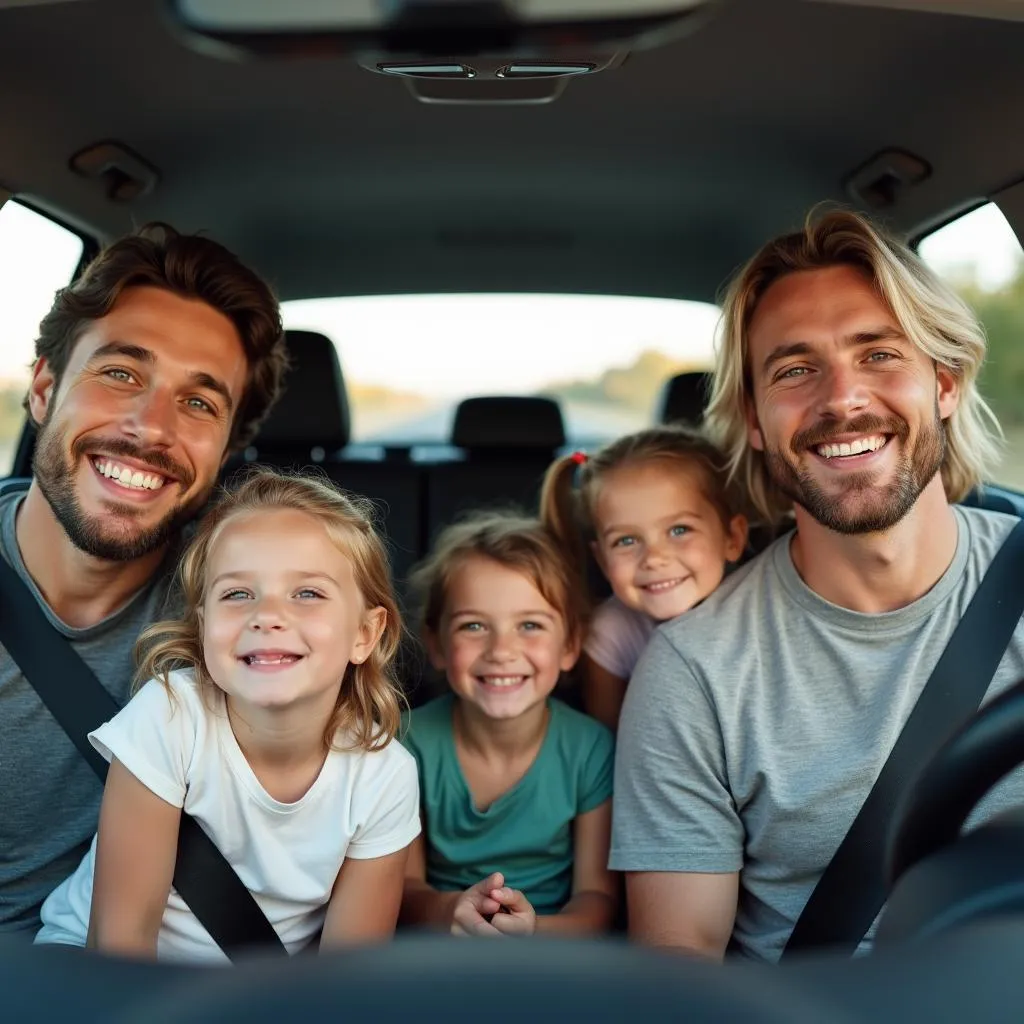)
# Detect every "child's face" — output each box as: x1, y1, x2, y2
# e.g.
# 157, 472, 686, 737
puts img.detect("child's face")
201, 508, 385, 717
592, 461, 747, 622
429, 556, 579, 722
